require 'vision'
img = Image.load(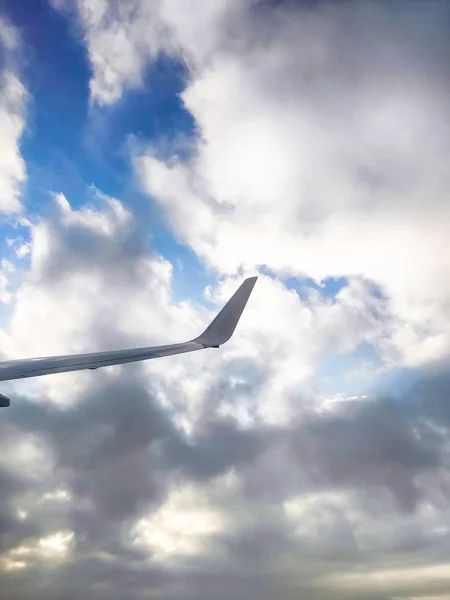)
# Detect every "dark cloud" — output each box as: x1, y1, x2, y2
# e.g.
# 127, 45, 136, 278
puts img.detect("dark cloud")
174, 417, 275, 481
290, 396, 443, 512
0, 365, 280, 593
